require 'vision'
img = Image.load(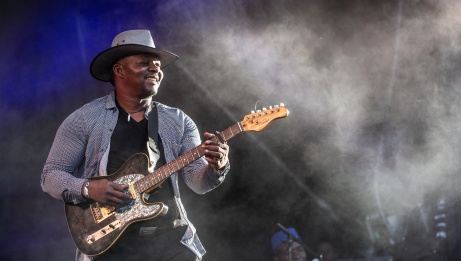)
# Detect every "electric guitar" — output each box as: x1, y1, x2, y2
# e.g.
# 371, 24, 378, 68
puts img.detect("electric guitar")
65, 104, 289, 256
